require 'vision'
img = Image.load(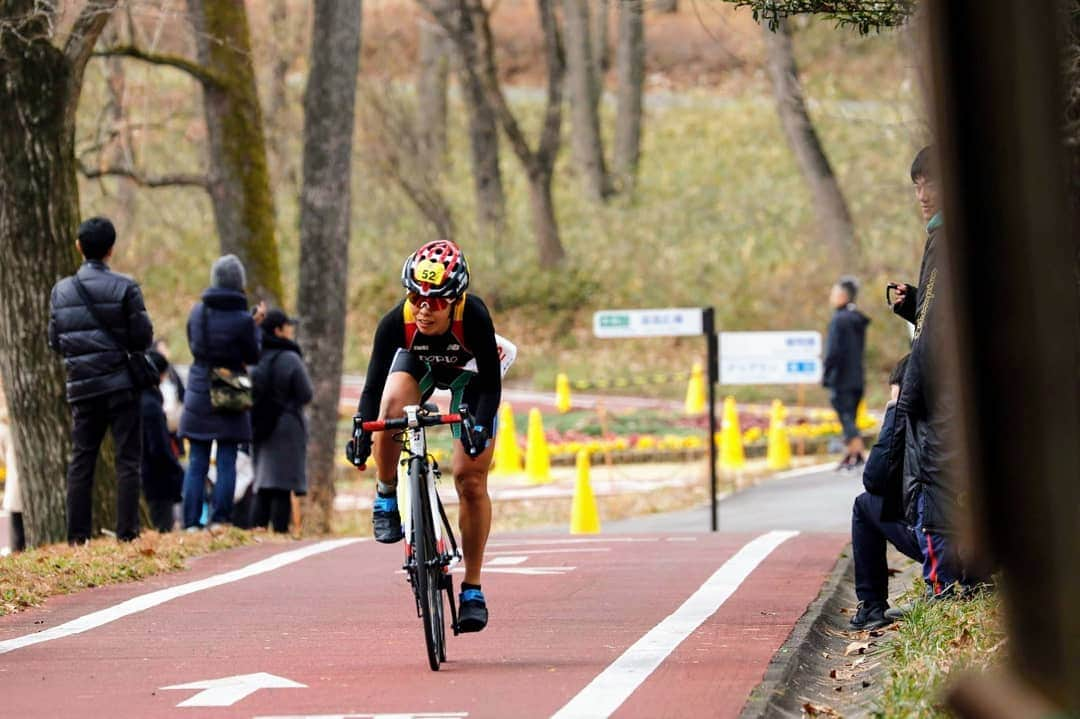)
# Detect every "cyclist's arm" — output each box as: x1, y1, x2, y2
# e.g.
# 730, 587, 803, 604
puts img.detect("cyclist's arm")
463, 295, 502, 430
357, 303, 407, 422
